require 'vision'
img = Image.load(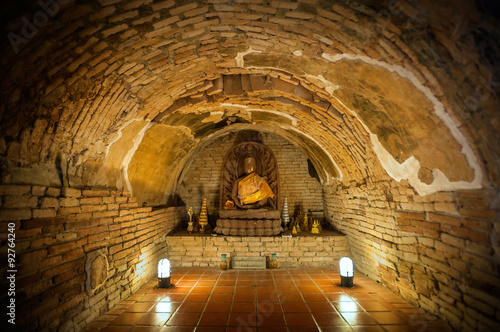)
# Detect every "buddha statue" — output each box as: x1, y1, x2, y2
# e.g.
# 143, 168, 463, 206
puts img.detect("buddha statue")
215, 141, 282, 236
231, 156, 274, 209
